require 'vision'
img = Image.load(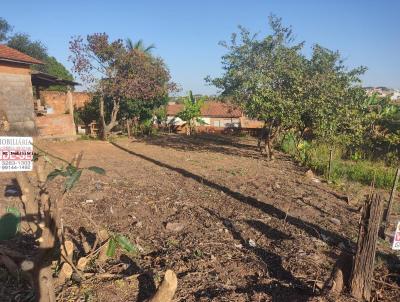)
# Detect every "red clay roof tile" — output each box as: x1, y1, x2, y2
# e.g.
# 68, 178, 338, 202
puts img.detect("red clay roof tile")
0, 44, 43, 65
167, 101, 242, 118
